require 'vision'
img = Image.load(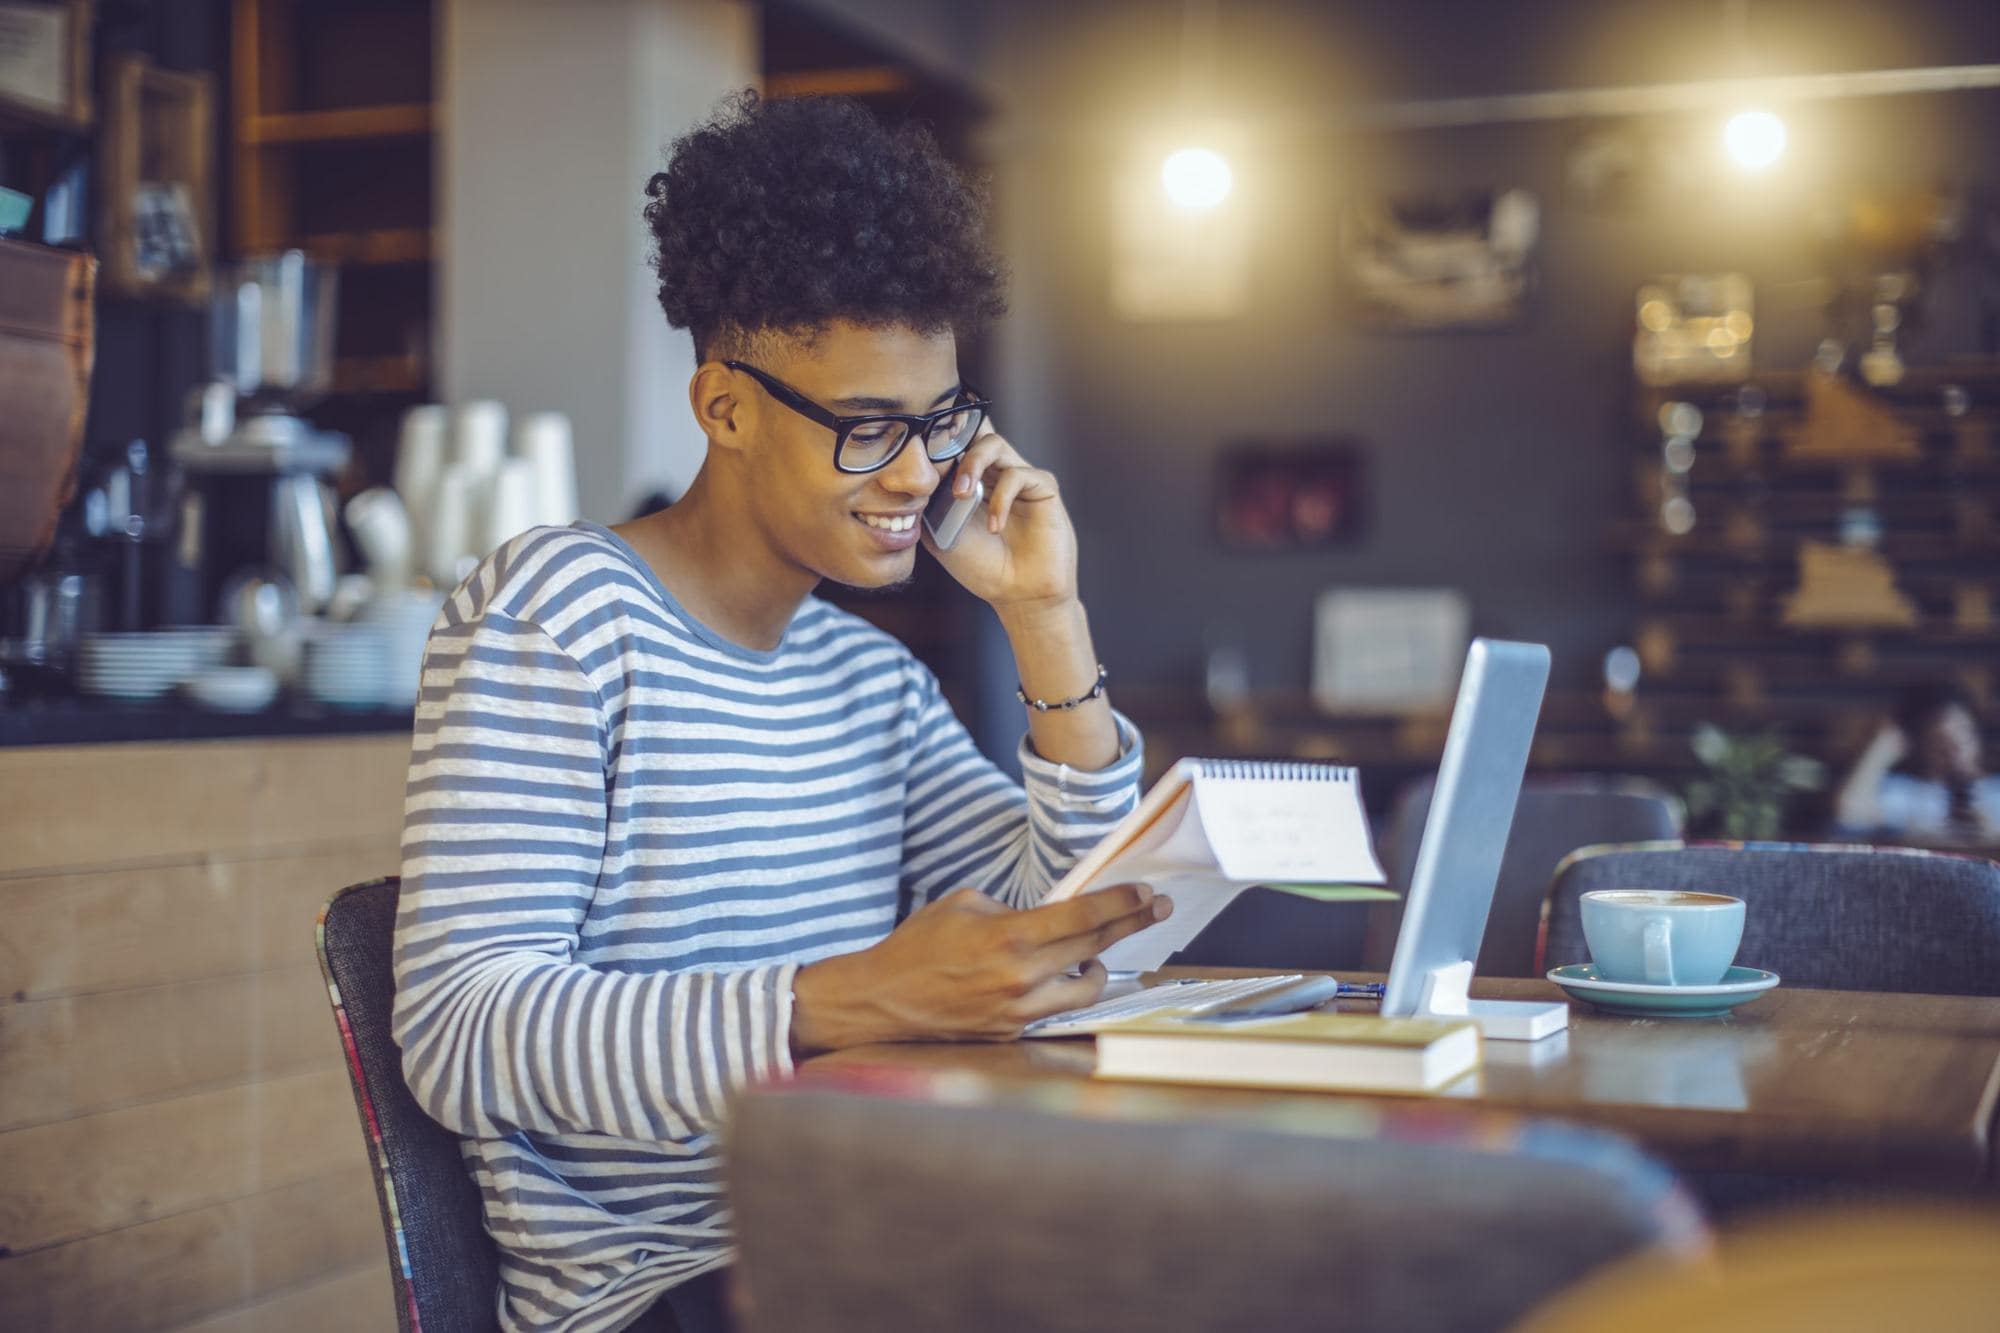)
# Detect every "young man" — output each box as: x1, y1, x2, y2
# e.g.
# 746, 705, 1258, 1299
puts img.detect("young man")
392, 94, 1168, 1332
